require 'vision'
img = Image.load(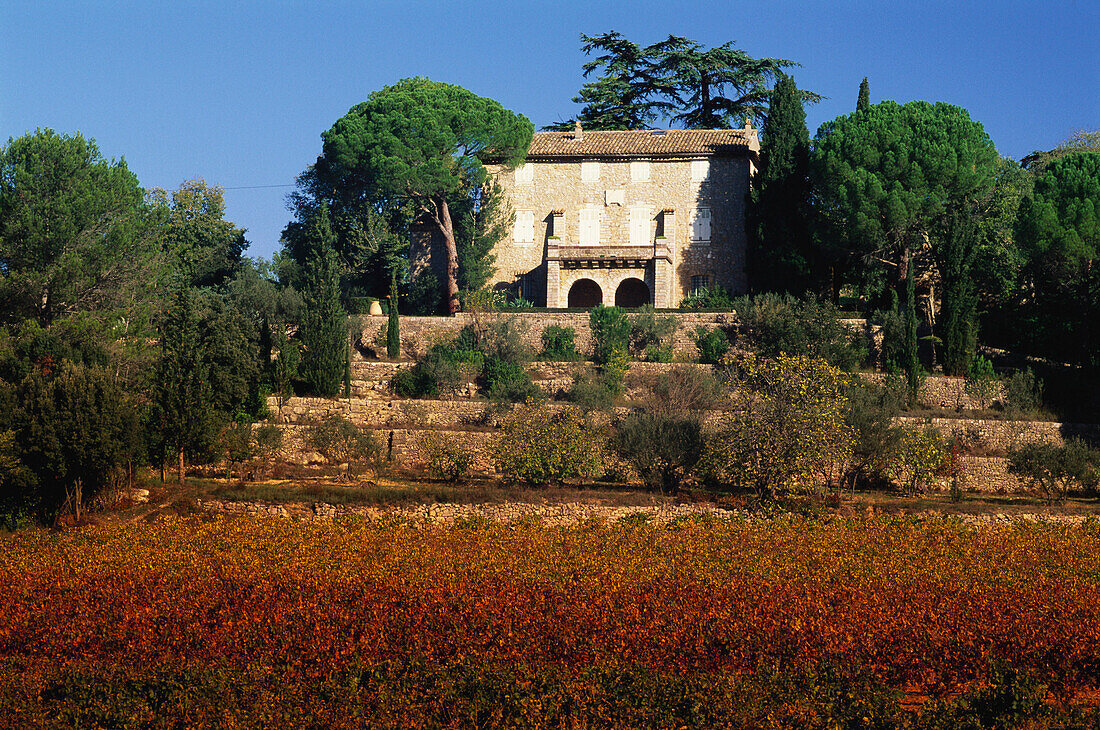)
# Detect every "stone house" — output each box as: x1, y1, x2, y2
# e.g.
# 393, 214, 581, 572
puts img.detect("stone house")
483, 122, 760, 308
